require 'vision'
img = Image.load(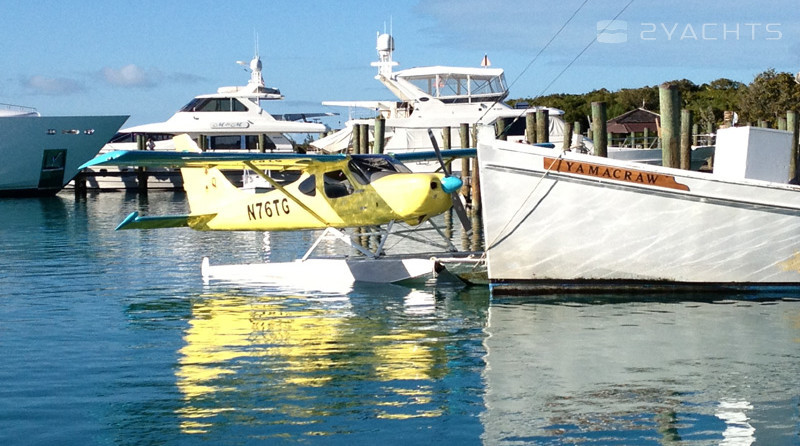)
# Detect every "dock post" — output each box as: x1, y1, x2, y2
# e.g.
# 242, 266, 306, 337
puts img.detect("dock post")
591, 102, 608, 157
778, 117, 788, 131
471, 154, 481, 213
351, 124, 360, 154
526, 112, 536, 144
563, 121, 573, 151
442, 126, 453, 174
788, 110, 799, 180
536, 109, 549, 143
459, 123, 471, 202
74, 173, 86, 197
692, 123, 699, 146
496, 118, 507, 141
680, 109, 693, 170
444, 125, 454, 236
359, 124, 369, 155
659, 83, 681, 168
258, 134, 266, 153
136, 134, 148, 192
643, 127, 650, 148
373, 116, 385, 154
